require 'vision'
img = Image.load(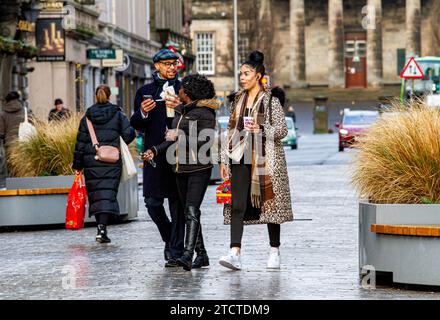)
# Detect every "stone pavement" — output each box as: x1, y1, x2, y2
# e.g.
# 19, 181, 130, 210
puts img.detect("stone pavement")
1, 136, 440, 299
